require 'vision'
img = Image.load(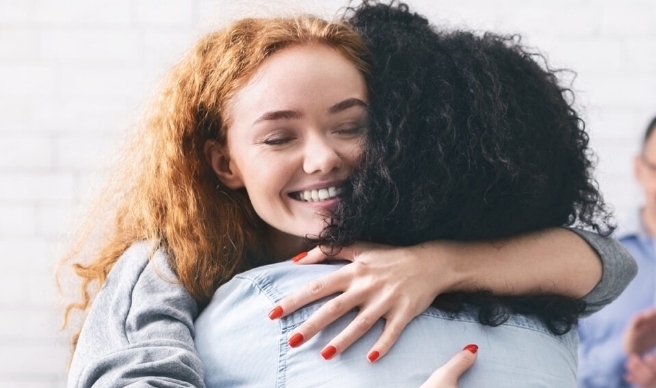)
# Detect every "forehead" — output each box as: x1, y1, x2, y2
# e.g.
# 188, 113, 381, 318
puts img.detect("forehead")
228, 44, 367, 115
